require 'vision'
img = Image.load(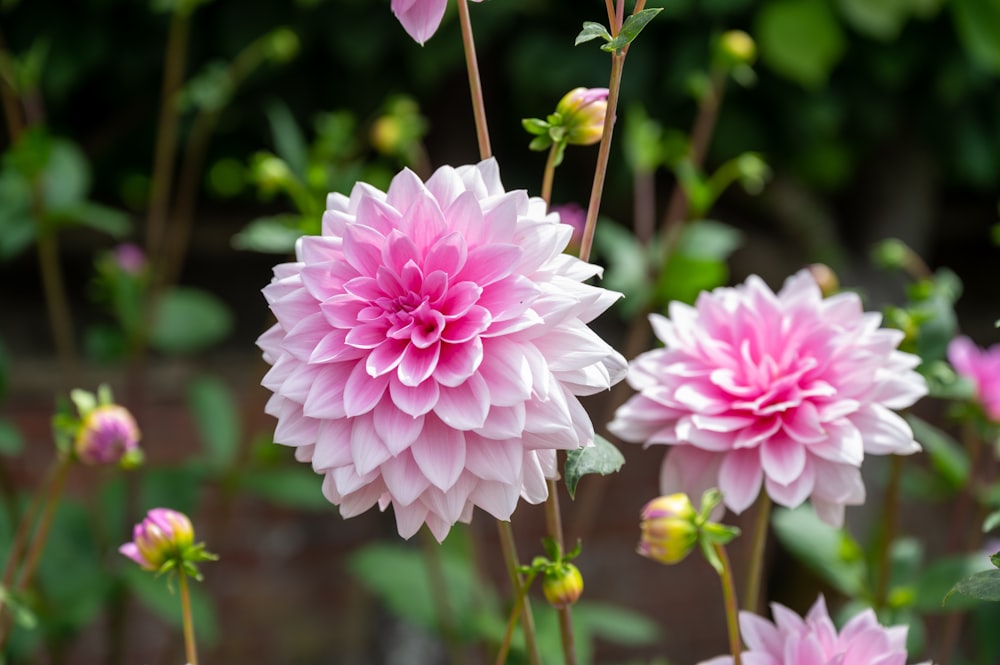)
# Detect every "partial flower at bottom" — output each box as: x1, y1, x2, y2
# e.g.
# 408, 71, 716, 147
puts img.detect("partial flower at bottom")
258, 158, 626, 541
608, 270, 928, 526
698, 595, 931, 665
